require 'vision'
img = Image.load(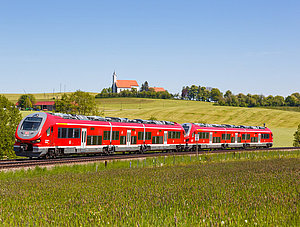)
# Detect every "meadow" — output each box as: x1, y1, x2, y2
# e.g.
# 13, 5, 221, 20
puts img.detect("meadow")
0, 150, 299, 226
